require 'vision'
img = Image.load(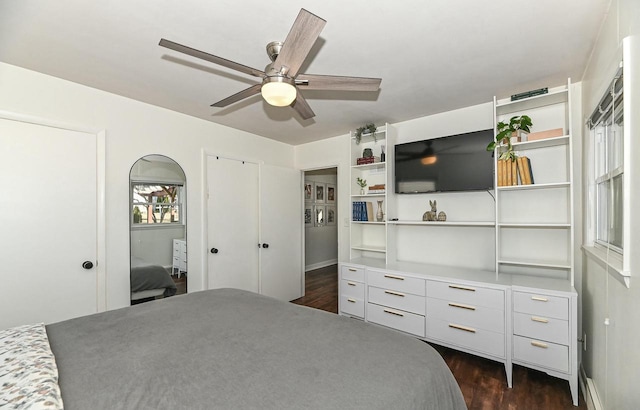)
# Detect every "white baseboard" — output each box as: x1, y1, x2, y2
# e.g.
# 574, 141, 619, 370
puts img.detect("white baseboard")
580, 365, 603, 410
305, 259, 338, 272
